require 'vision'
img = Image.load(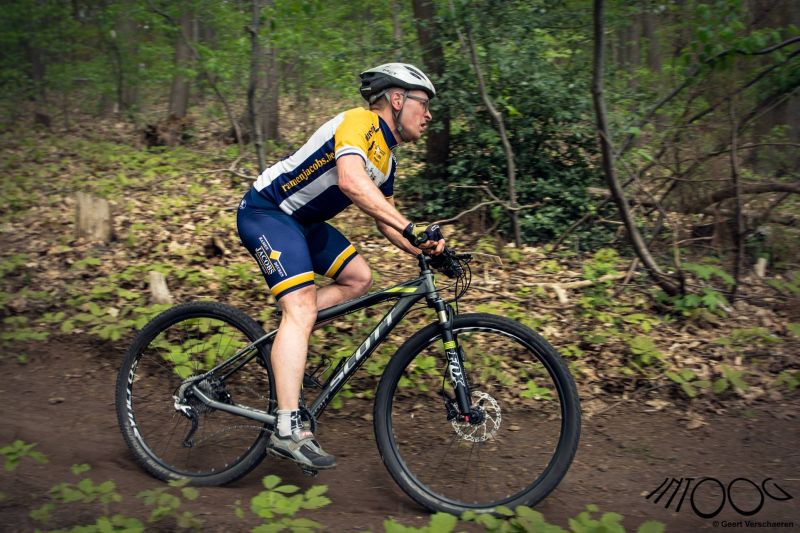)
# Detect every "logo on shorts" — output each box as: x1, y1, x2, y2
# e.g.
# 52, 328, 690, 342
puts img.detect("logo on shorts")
239, 198, 246, 209
255, 235, 286, 278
